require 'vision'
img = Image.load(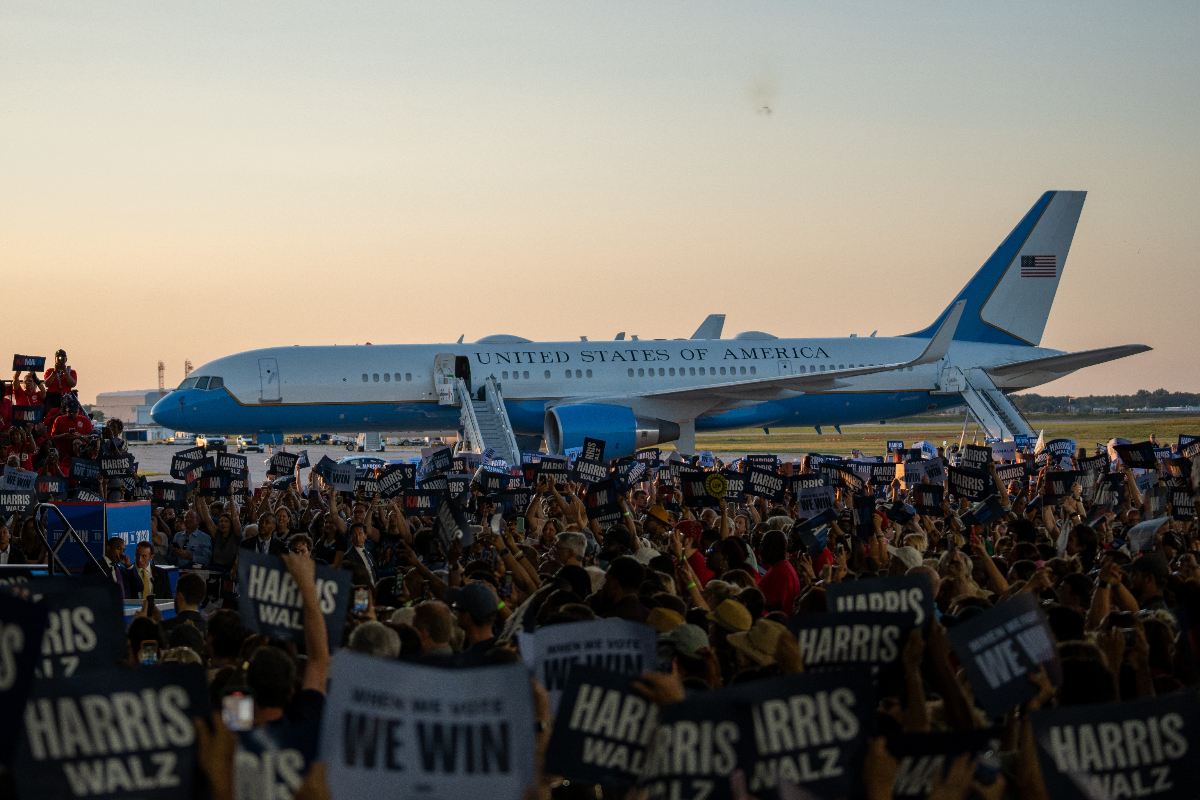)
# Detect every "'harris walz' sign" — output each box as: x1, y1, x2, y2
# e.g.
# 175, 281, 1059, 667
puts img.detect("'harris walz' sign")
237, 551, 351, 652
544, 666, 657, 789
824, 574, 935, 629
319, 652, 535, 798
1032, 691, 1200, 800
946, 466, 991, 501
14, 665, 208, 800
26, 578, 127, 679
